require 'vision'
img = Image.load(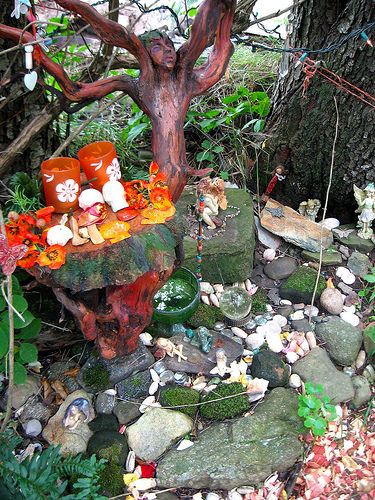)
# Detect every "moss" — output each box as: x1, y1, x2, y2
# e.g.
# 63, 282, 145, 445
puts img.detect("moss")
130, 375, 142, 388
284, 266, 326, 296
251, 288, 268, 314
188, 303, 224, 329
200, 383, 249, 420
82, 362, 110, 391
159, 387, 200, 417
99, 462, 123, 497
